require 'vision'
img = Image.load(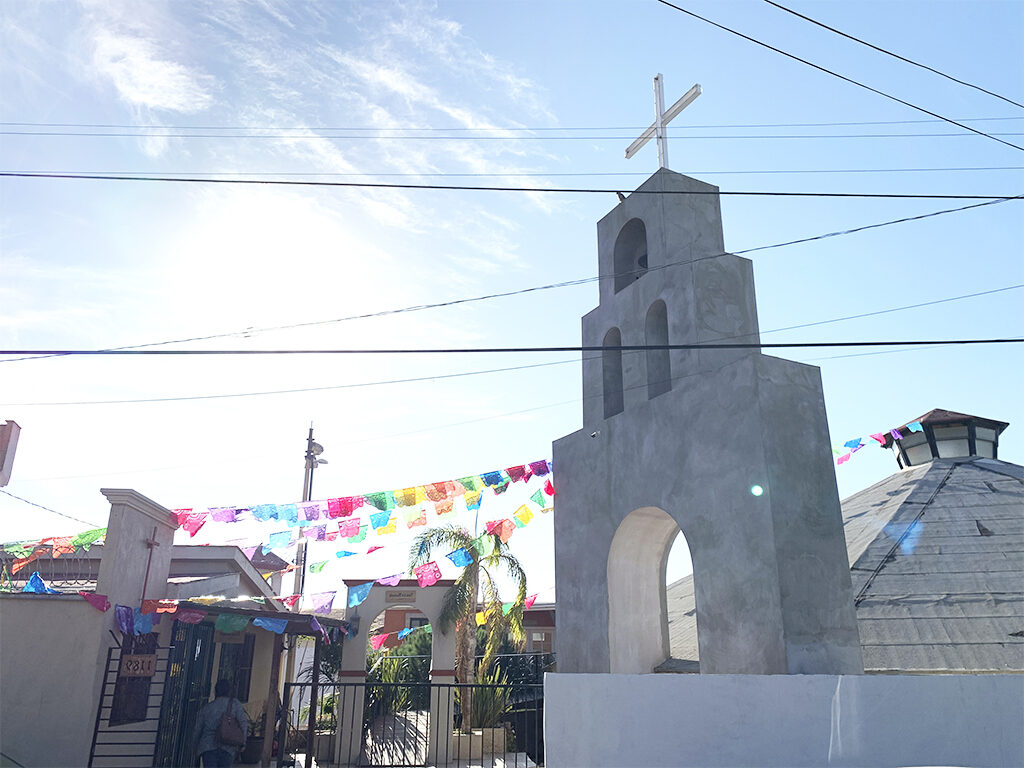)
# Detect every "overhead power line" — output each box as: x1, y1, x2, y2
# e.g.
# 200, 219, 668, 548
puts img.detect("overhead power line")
3, 194, 1018, 366
654, 0, 1024, 152
4, 129, 1024, 141
0, 489, 100, 528
5, 284, 1019, 406
764, 1, 1024, 111
2, 116, 1022, 131
1, 339, 1020, 357
0, 172, 1014, 199
9, 166, 1024, 178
